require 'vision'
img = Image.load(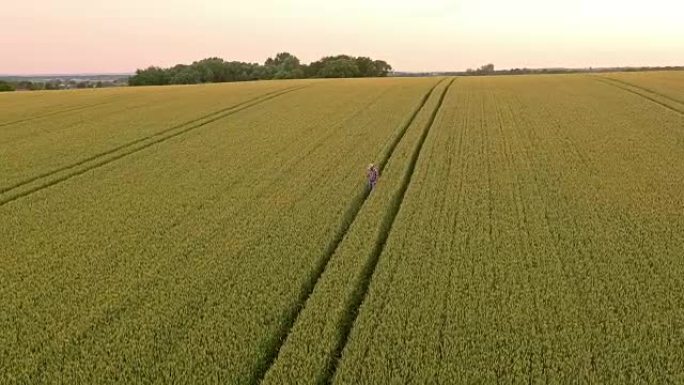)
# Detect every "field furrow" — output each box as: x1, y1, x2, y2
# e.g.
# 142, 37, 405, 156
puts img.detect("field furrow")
0, 86, 306, 205
0, 81, 307, 188
261, 79, 454, 385
332, 74, 684, 383
254, 78, 446, 384
2, 71, 683, 384
594, 77, 683, 115
598, 71, 684, 104
602, 76, 684, 105
0, 78, 436, 384
0, 102, 115, 129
